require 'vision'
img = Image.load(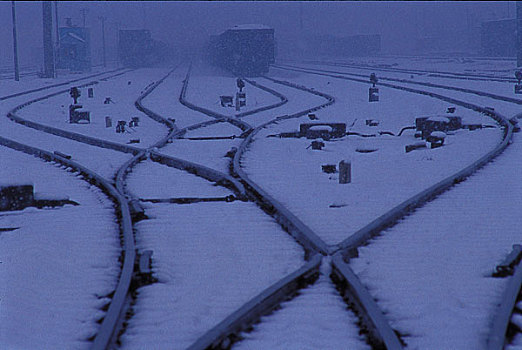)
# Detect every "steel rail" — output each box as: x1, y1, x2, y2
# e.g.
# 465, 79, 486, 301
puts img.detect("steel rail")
271, 64, 513, 252
273, 64, 516, 350
276, 63, 522, 106
232, 76, 335, 257
0, 135, 135, 350
488, 264, 522, 350
0, 68, 128, 101
286, 59, 517, 83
